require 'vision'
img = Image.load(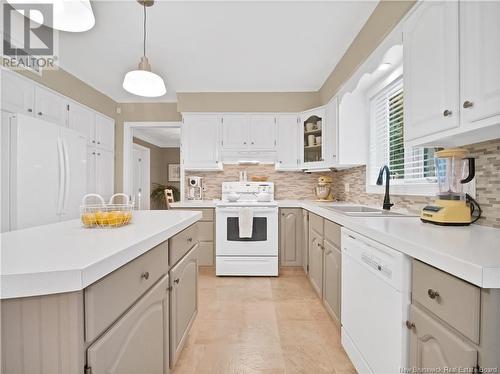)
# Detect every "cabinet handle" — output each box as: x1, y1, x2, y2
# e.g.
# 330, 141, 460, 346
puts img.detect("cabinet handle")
463, 101, 474, 109
174, 278, 180, 284
37, 111, 42, 116
443, 109, 452, 117
27, 108, 33, 113
141, 271, 150, 280
427, 288, 440, 299
405, 320, 415, 329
